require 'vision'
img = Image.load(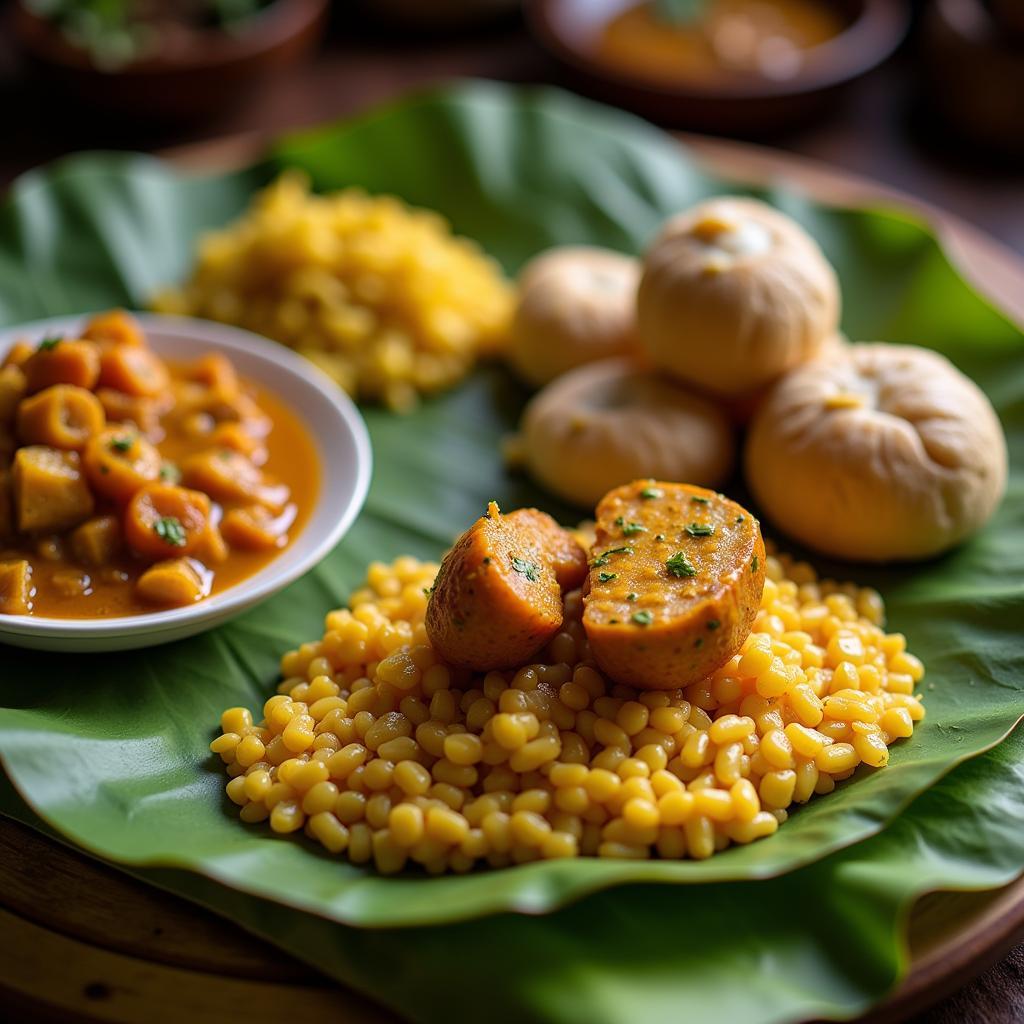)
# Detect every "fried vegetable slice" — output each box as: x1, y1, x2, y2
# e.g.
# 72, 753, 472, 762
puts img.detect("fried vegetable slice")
426, 502, 586, 671
17, 385, 106, 450
23, 339, 100, 393
583, 480, 766, 690
98, 345, 170, 397
124, 483, 211, 560
83, 427, 162, 503
81, 309, 147, 348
